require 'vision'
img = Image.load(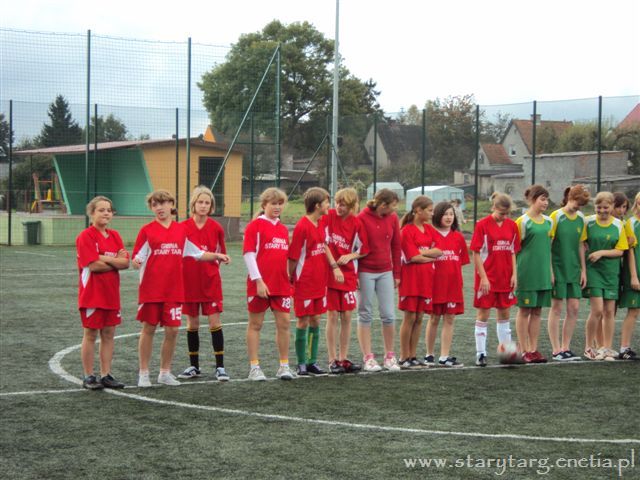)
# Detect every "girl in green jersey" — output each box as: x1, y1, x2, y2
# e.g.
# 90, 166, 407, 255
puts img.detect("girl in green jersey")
515, 185, 553, 364
547, 185, 590, 361
619, 192, 640, 360
582, 192, 629, 361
